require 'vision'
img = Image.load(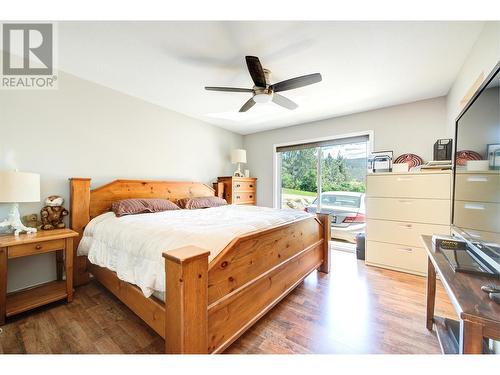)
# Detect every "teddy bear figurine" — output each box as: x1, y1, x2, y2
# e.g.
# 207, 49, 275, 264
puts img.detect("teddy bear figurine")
40, 195, 69, 230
